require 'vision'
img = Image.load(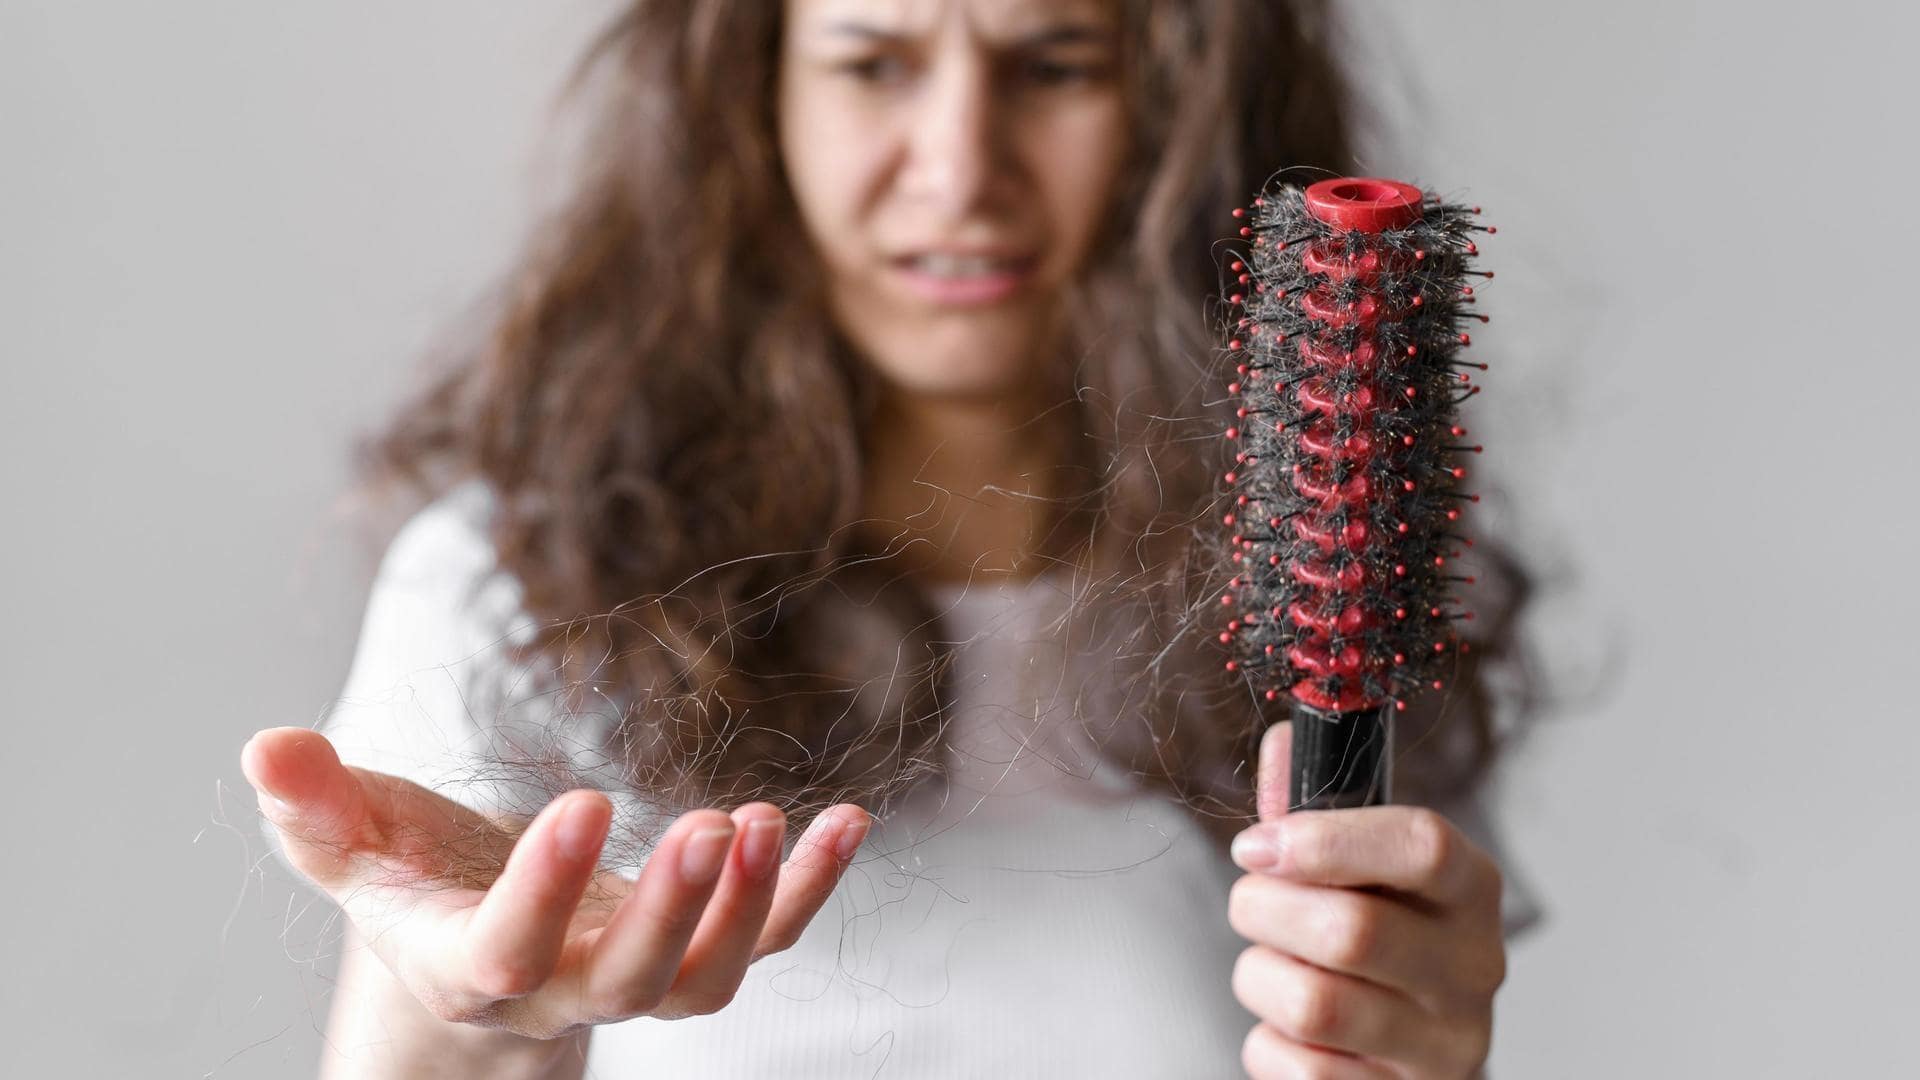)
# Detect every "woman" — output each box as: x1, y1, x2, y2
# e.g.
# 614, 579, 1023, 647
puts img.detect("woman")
242, 1, 1518, 1076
